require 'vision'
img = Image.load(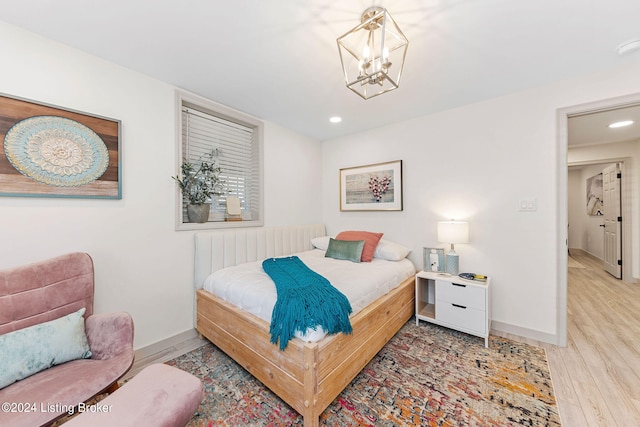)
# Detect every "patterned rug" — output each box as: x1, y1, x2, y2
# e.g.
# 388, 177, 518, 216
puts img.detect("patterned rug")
166, 321, 561, 426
